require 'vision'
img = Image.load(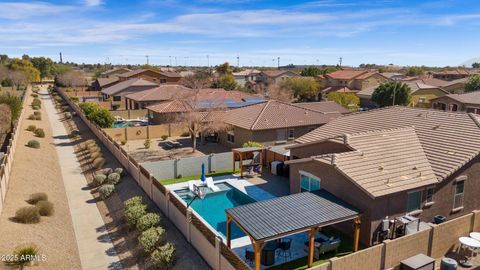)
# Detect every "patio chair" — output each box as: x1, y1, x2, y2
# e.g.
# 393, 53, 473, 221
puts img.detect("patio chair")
276, 238, 292, 262
245, 249, 254, 267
